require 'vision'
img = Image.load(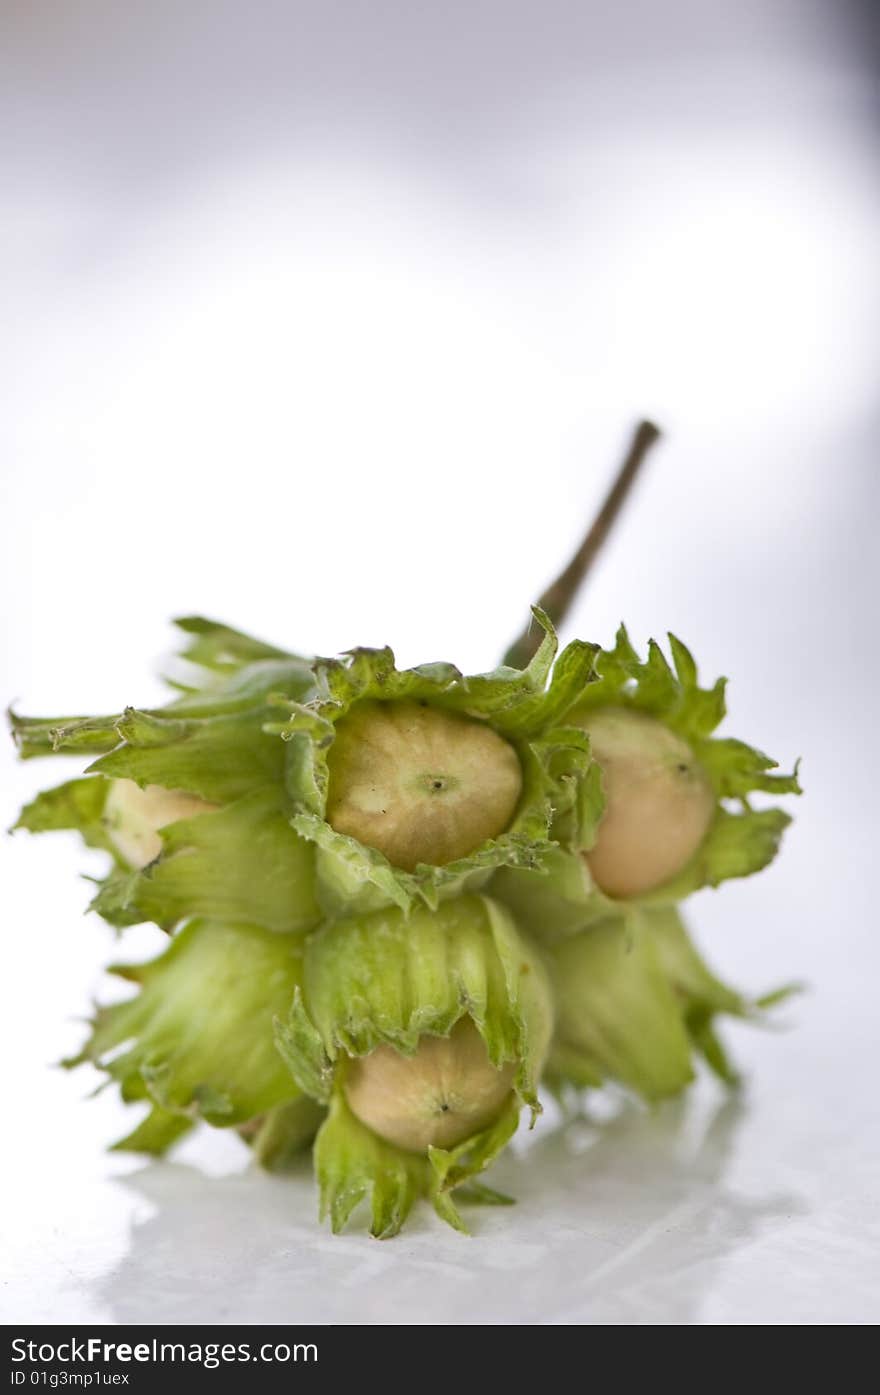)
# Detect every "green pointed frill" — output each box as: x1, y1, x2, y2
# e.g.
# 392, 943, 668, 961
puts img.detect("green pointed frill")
647, 905, 801, 1085
11, 617, 323, 934
237, 1097, 327, 1171
313, 1088, 519, 1239
11, 611, 602, 932
264, 608, 604, 917
543, 904, 798, 1099
10, 615, 316, 772
67, 918, 320, 1154
275, 894, 554, 1236
569, 627, 800, 899
544, 911, 695, 1099
91, 788, 319, 933
492, 628, 800, 935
